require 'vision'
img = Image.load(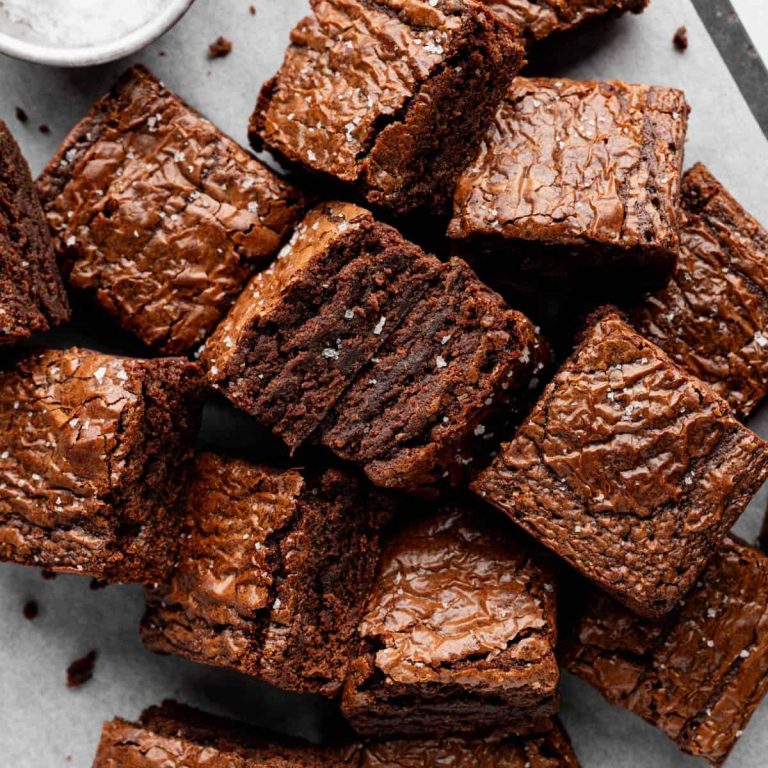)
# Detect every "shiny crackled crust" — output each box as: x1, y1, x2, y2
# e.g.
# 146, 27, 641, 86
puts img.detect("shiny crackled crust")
629, 164, 768, 419
250, 0, 524, 216
449, 78, 688, 278
142, 454, 392, 697
483, 0, 648, 42
472, 311, 768, 618
563, 539, 768, 768
36, 65, 305, 354
0, 121, 70, 343
0, 348, 205, 583
341, 503, 559, 737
